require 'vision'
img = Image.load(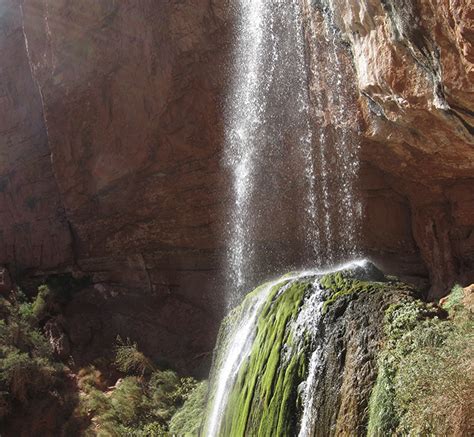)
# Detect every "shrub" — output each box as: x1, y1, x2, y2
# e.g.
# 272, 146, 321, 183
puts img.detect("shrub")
169, 381, 208, 436
77, 365, 107, 392
0, 351, 57, 404
395, 313, 474, 435
441, 283, 465, 311
0, 291, 65, 420
79, 350, 201, 436
32, 285, 53, 321
114, 336, 155, 376
368, 285, 474, 436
